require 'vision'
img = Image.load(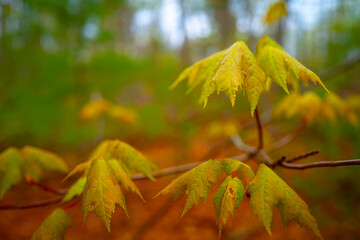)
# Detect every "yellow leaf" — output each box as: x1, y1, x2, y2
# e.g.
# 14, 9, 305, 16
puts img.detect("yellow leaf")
248, 164, 322, 239
80, 99, 110, 121
221, 158, 255, 184
63, 160, 91, 182
155, 160, 222, 216
263, 2, 287, 24
201, 41, 266, 115
213, 176, 245, 237
31, 209, 73, 240
62, 177, 86, 202
256, 35, 328, 93
169, 51, 224, 93
91, 139, 157, 180
83, 158, 128, 232
107, 105, 138, 124
108, 159, 145, 201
